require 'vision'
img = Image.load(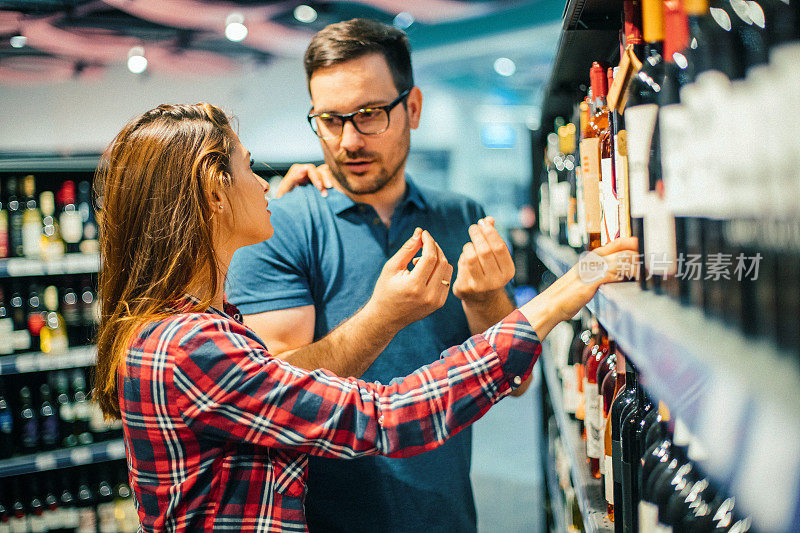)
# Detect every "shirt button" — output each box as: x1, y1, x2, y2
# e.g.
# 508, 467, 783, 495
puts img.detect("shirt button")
513, 376, 523, 386
378, 415, 385, 425
372, 217, 381, 225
